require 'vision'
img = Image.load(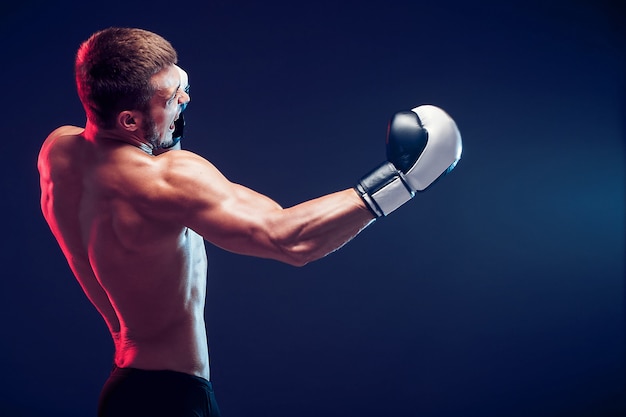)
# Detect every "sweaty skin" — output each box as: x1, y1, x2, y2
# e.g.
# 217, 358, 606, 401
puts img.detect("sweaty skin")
38, 64, 374, 381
